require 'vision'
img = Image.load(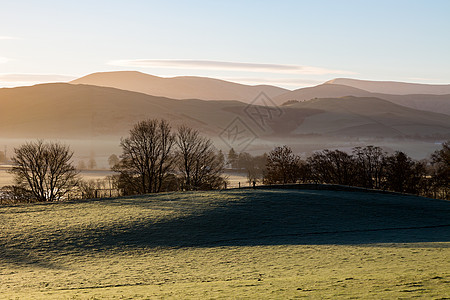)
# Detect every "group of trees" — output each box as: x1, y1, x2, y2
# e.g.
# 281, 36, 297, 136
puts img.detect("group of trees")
227, 148, 267, 184
112, 120, 225, 195
224, 142, 448, 199
2, 116, 448, 203
262, 144, 449, 199
1, 119, 225, 202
